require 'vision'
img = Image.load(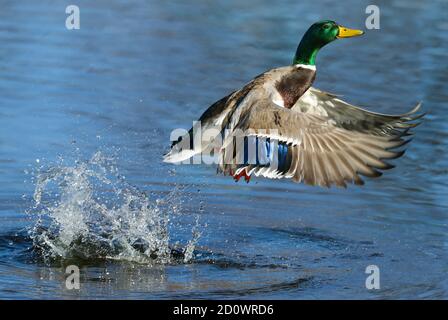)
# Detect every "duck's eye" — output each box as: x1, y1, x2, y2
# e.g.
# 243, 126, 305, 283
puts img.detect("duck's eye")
322, 24, 331, 30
